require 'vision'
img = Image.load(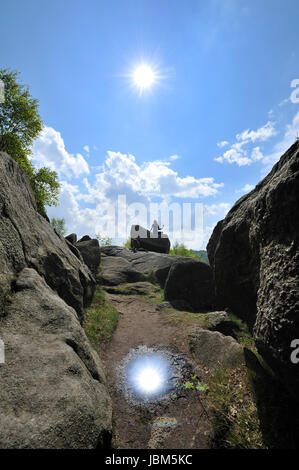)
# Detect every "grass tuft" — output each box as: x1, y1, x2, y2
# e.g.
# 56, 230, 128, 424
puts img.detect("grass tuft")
207, 366, 264, 448
227, 311, 255, 347
84, 287, 118, 350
